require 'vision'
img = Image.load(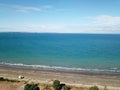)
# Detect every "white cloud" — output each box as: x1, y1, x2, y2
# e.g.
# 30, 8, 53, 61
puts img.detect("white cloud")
15, 5, 52, 12
0, 24, 120, 34
0, 3, 52, 12
93, 15, 120, 25
0, 13, 120, 33
15, 6, 42, 12
62, 24, 120, 34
